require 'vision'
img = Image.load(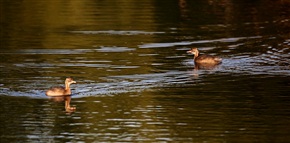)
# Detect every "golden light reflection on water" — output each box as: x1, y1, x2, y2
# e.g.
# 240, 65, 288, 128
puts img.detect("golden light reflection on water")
1, 0, 290, 142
